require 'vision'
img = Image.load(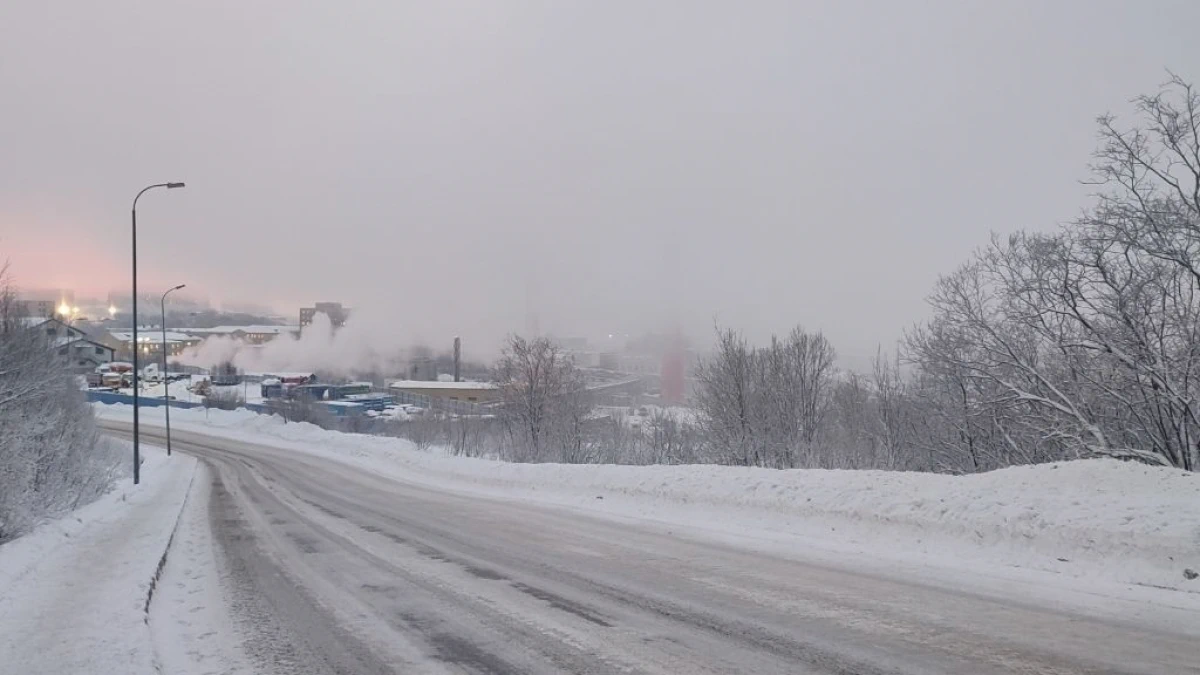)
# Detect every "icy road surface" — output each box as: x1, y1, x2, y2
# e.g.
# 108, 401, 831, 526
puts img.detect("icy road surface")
104, 423, 1198, 675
